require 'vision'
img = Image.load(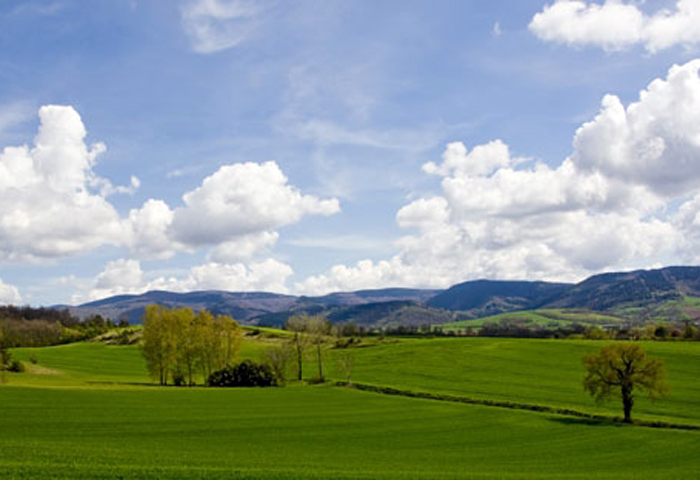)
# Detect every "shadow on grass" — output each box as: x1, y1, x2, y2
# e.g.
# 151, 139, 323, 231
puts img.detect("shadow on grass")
86, 381, 183, 388
547, 416, 625, 428
337, 382, 700, 432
